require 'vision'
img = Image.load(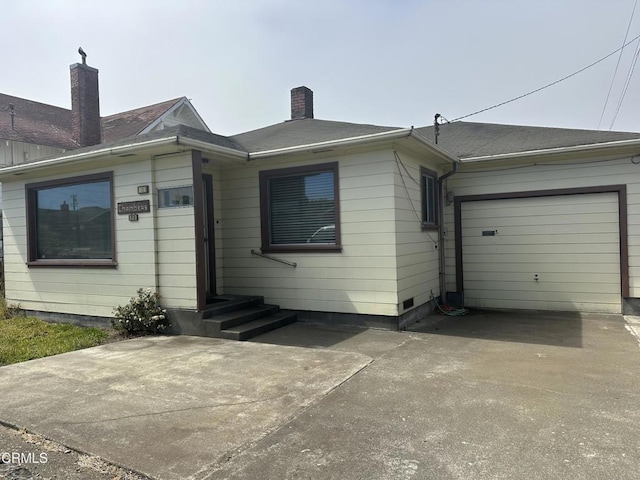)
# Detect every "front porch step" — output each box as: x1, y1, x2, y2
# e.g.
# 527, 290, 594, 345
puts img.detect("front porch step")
203, 304, 281, 332
216, 312, 298, 341
202, 296, 265, 318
